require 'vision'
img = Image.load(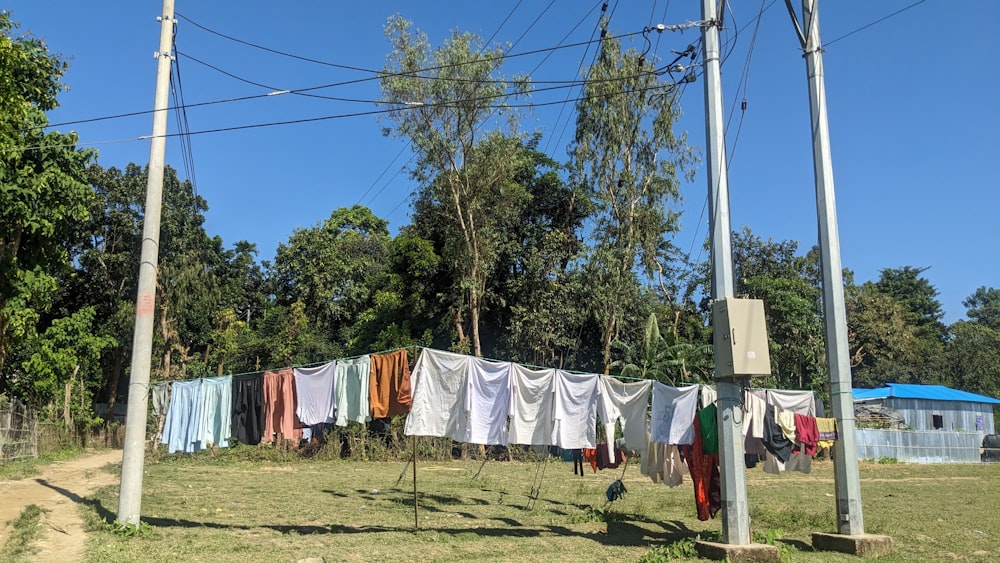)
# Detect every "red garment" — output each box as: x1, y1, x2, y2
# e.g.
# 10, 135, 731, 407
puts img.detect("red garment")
369, 349, 413, 418
262, 369, 301, 444
582, 448, 598, 473
680, 415, 721, 521
793, 413, 819, 456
